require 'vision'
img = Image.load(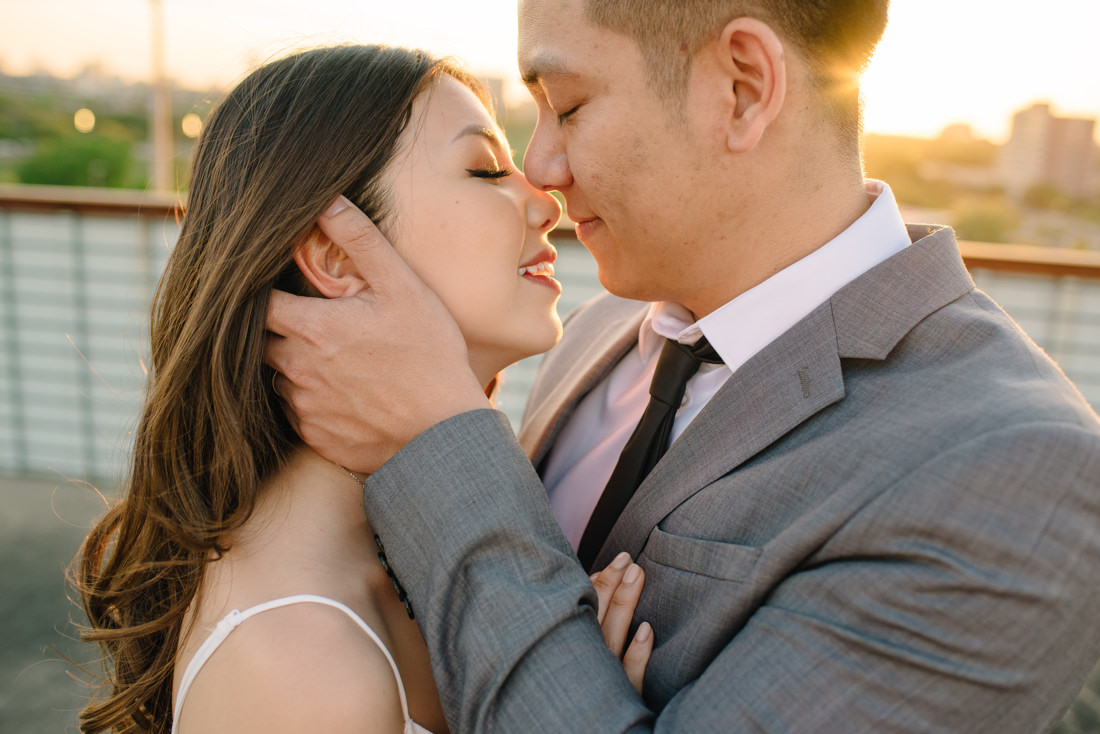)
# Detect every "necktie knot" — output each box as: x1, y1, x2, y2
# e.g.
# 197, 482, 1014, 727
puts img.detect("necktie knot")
649, 337, 723, 405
